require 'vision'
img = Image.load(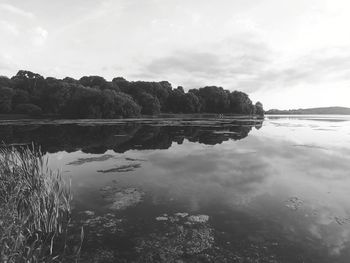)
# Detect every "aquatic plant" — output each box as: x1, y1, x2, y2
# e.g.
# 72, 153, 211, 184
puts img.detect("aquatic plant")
0, 145, 82, 262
